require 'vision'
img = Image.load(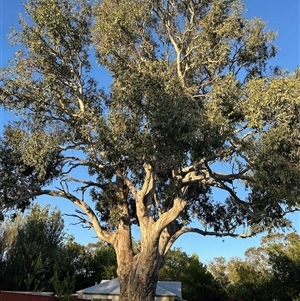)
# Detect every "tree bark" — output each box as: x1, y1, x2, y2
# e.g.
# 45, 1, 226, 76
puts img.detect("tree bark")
118, 253, 159, 301
114, 174, 185, 301
116, 221, 161, 301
